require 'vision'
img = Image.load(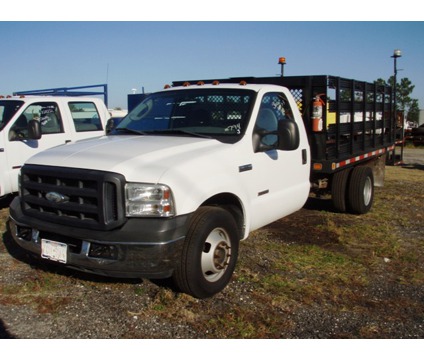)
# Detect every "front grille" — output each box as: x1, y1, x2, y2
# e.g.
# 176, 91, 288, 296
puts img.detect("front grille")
20, 165, 126, 230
